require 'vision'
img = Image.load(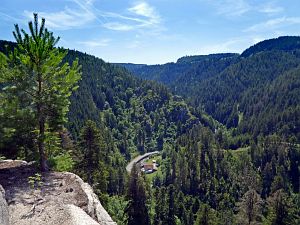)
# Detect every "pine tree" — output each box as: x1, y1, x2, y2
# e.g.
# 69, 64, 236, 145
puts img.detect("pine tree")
79, 120, 104, 185
1, 13, 81, 171
194, 204, 217, 225
236, 189, 263, 225
154, 187, 167, 225
167, 184, 176, 225
265, 189, 298, 225
126, 164, 150, 225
